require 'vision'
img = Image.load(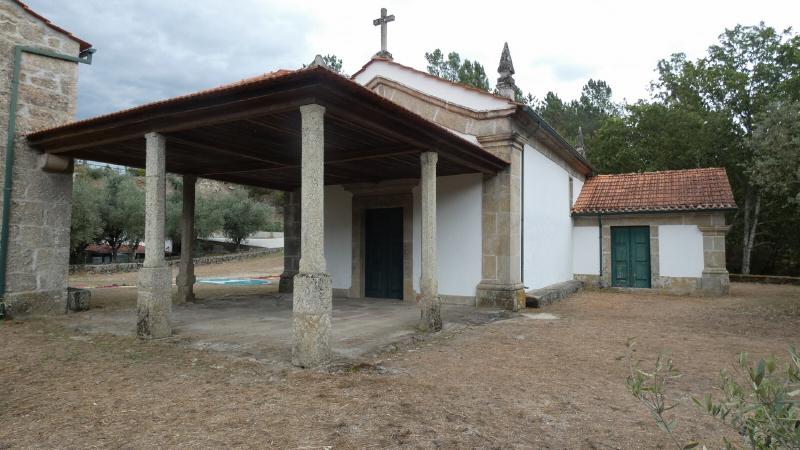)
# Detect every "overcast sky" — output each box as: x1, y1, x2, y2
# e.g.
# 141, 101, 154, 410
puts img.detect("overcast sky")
26, 0, 798, 119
